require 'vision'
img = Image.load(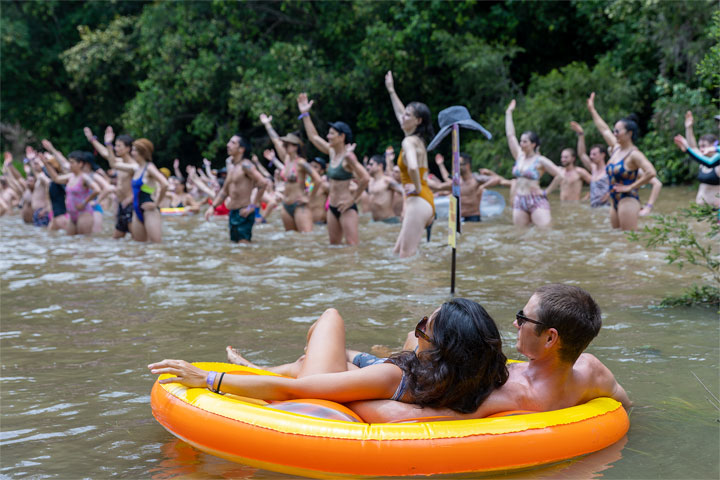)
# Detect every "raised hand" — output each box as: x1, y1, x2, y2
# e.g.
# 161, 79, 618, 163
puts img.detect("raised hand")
345, 143, 357, 154
385, 71, 395, 92
673, 134, 689, 152
104, 126, 115, 145
569, 121, 584, 135
297, 93, 314, 114
262, 149, 276, 162
83, 127, 94, 142
24, 145, 37, 160
259, 113, 272, 125
435, 153, 445, 165
506, 99, 516, 114
41, 139, 54, 152
684, 111, 694, 129
202, 157, 211, 168
4, 151, 12, 165
587, 92, 596, 111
